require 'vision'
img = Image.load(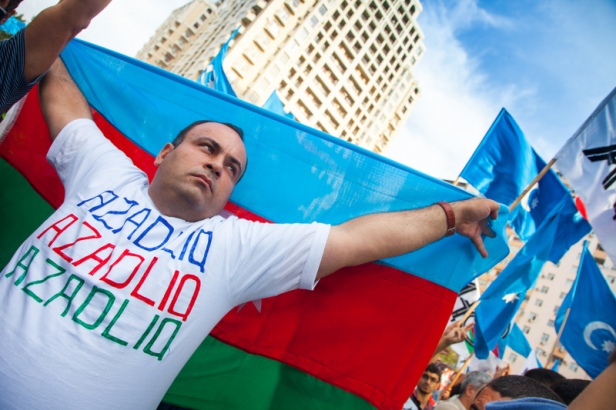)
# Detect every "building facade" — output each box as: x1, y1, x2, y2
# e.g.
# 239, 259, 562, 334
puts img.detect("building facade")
136, 0, 425, 152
